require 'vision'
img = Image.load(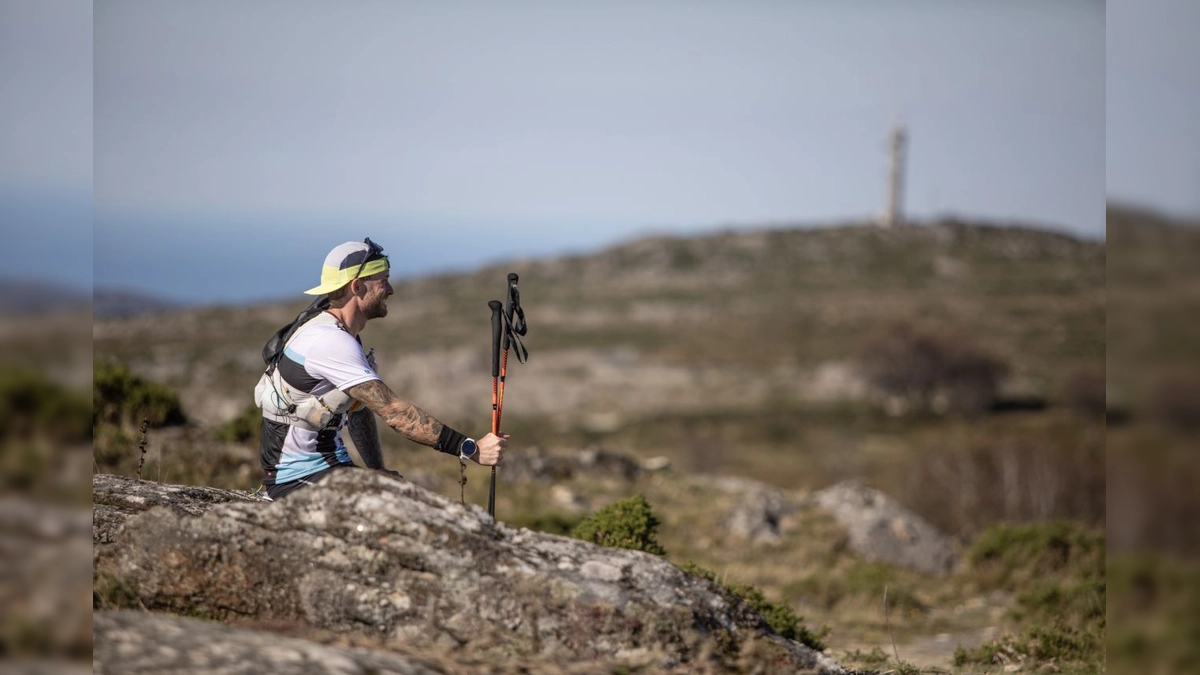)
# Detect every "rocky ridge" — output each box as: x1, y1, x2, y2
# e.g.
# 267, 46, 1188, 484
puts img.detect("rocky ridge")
93, 472, 845, 674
